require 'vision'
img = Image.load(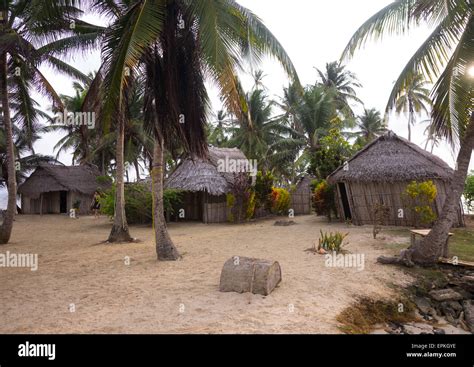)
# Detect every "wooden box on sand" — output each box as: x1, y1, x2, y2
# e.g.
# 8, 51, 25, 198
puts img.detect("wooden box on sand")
219, 256, 282, 296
